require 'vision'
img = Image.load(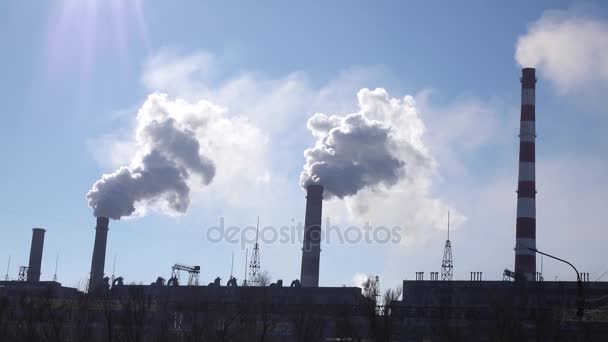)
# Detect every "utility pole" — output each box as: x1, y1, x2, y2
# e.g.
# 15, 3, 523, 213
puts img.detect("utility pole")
516, 243, 584, 320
